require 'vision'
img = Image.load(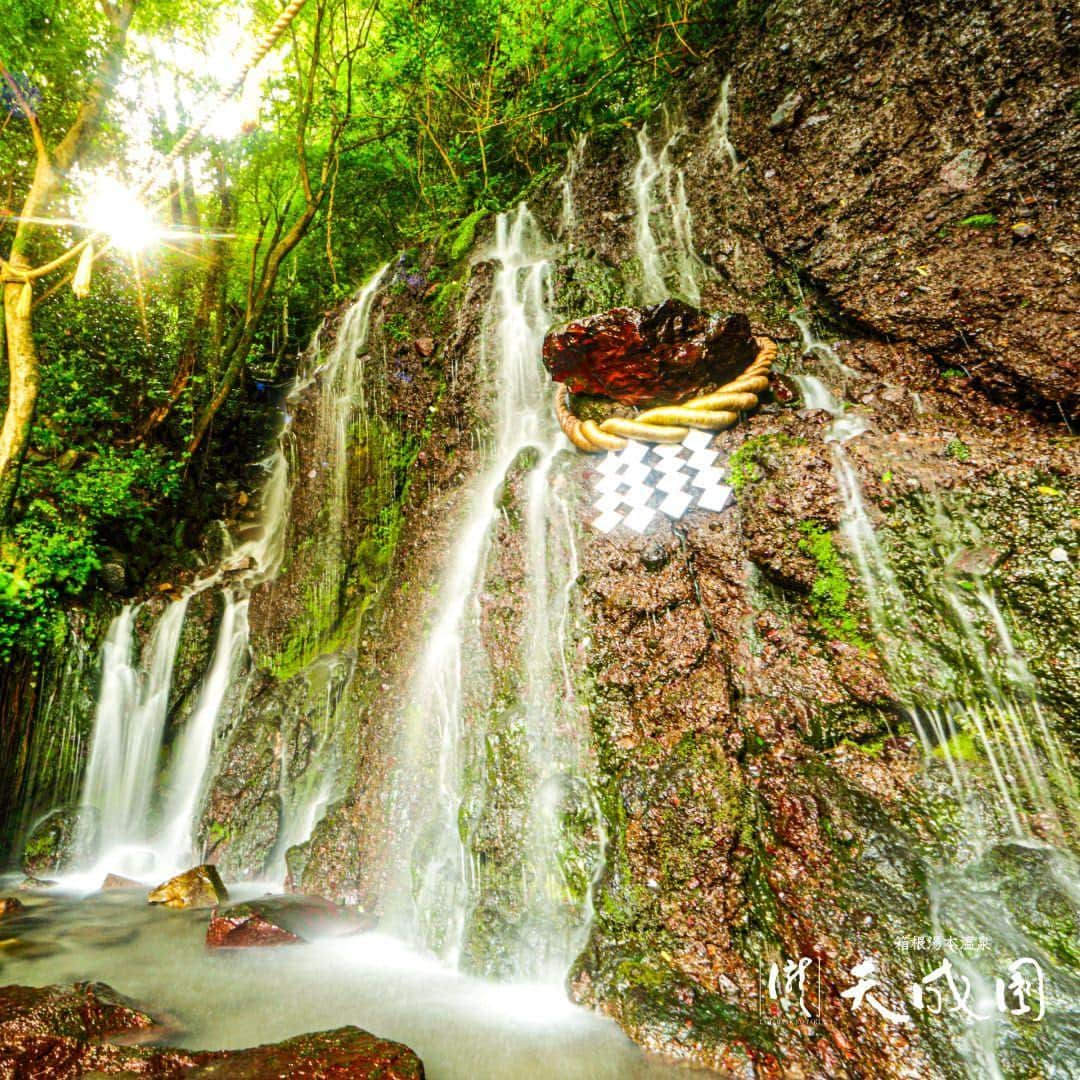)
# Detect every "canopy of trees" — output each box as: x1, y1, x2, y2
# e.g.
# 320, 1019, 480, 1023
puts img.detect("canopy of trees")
0, 0, 729, 657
